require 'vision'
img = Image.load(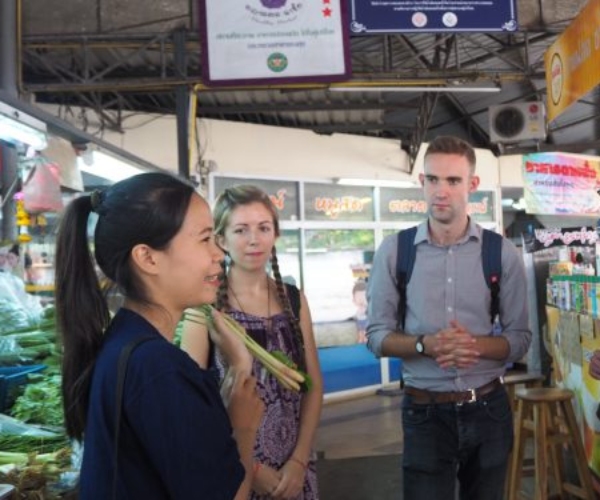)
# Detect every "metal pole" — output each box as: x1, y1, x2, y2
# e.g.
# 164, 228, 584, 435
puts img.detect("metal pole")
0, 146, 19, 241
0, 0, 17, 97
0, 0, 19, 241
174, 29, 189, 179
